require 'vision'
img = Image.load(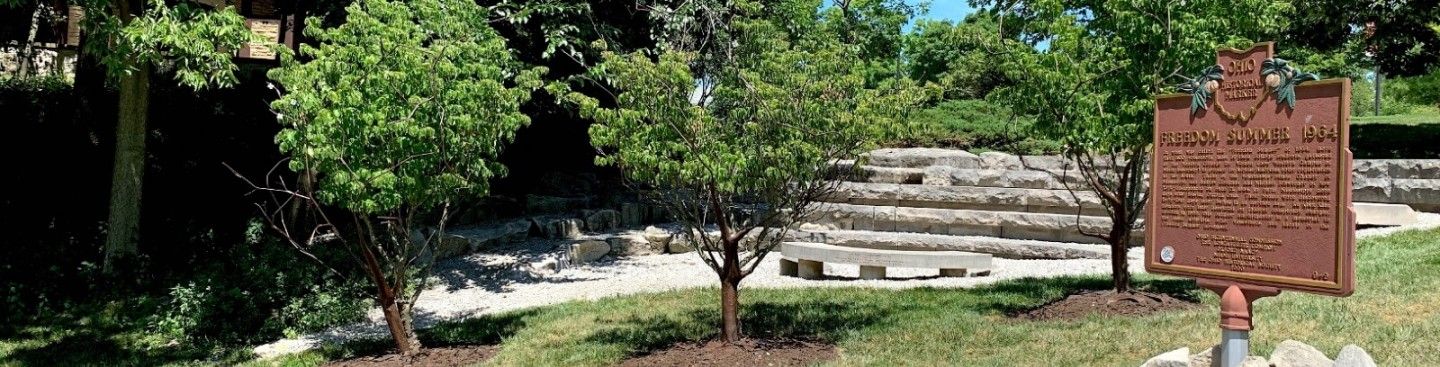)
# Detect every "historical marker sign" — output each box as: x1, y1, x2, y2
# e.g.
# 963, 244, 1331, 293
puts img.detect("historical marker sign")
1147, 42, 1355, 297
